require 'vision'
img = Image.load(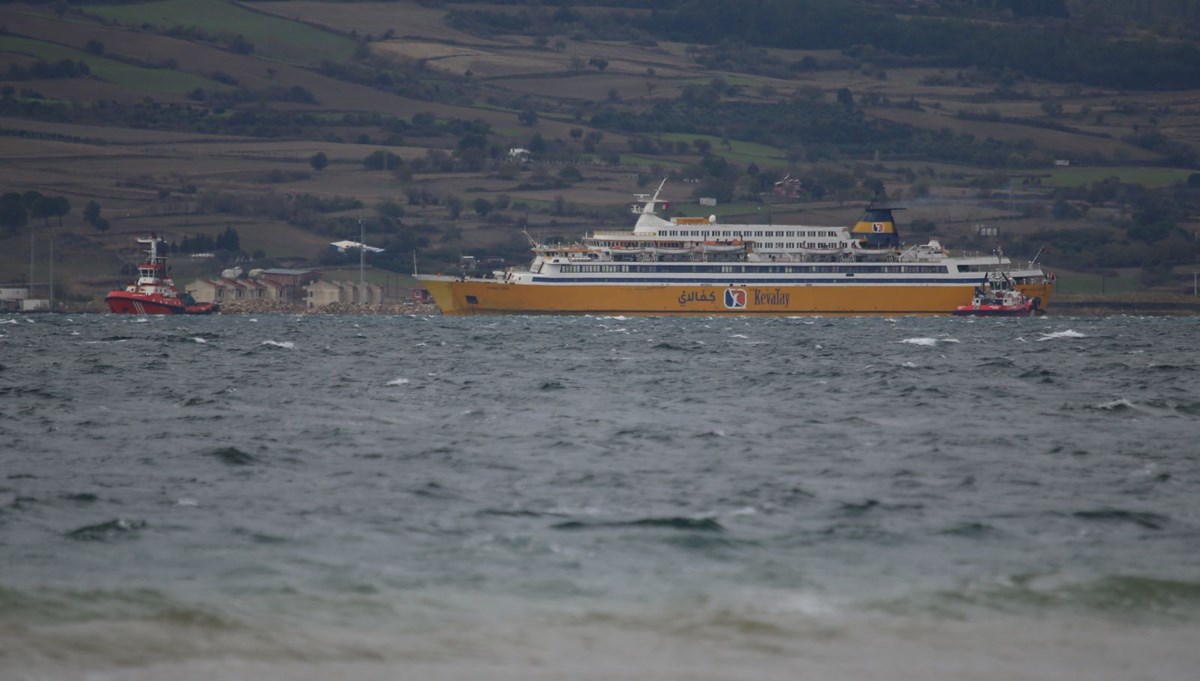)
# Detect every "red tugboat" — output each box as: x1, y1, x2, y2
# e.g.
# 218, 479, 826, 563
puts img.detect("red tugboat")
954, 275, 1039, 317
105, 235, 219, 315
